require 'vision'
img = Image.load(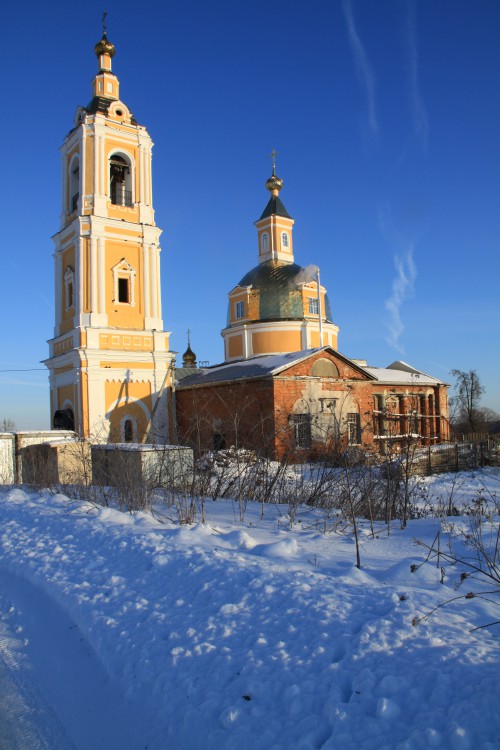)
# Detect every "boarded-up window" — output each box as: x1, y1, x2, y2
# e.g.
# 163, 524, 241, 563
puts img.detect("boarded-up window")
311, 358, 339, 378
